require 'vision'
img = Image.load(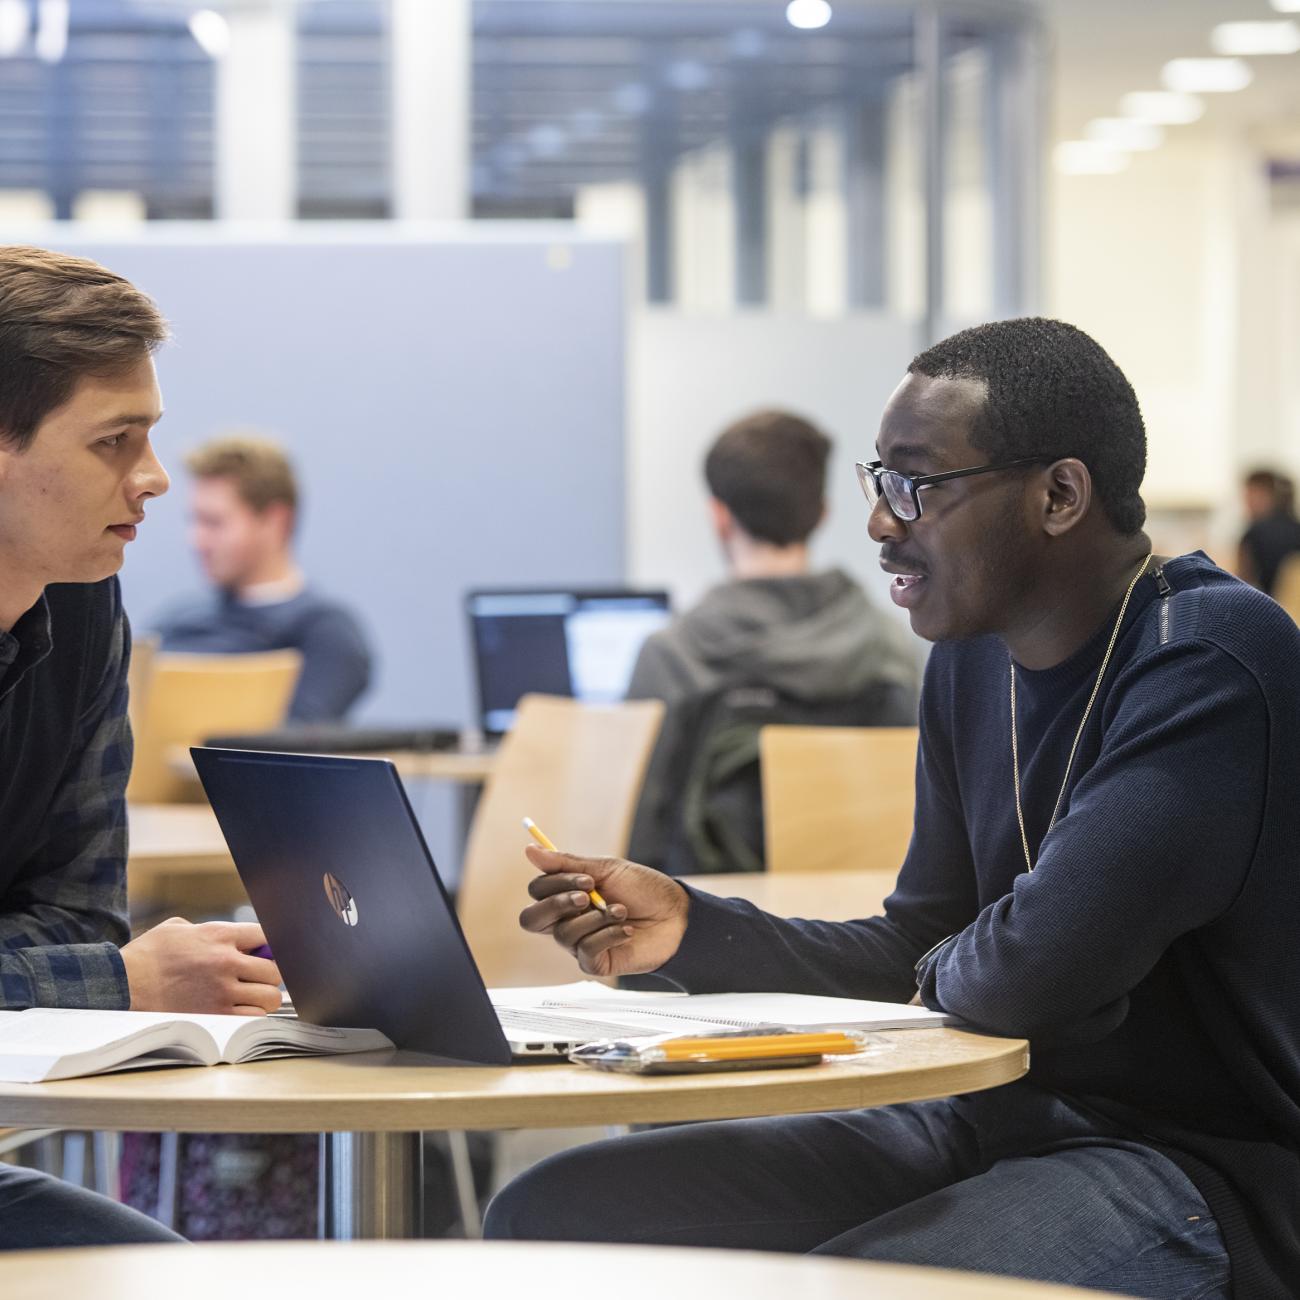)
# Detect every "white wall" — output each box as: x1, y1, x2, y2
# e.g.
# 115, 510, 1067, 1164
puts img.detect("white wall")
1049, 130, 1298, 559
627, 309, 925, 657
17, 223, 629, 727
